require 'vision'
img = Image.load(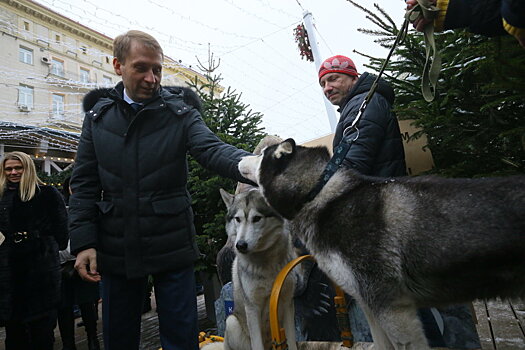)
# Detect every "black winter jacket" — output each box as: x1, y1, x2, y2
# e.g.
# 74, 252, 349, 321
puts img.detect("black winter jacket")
69, 83, 252, 278
333, 72, 406, 177
0, 185, 68, 323
435, 0, 525, 37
